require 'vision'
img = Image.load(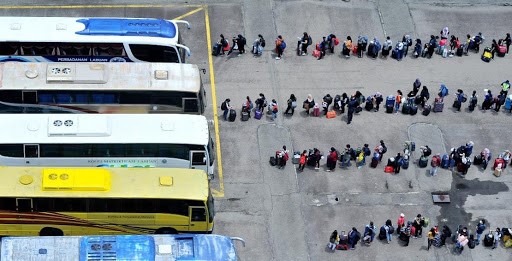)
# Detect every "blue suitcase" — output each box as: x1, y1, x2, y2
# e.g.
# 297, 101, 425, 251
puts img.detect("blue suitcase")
386, 95, 395, 107
254, 109, 263, 120
505, 96, 512, 112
